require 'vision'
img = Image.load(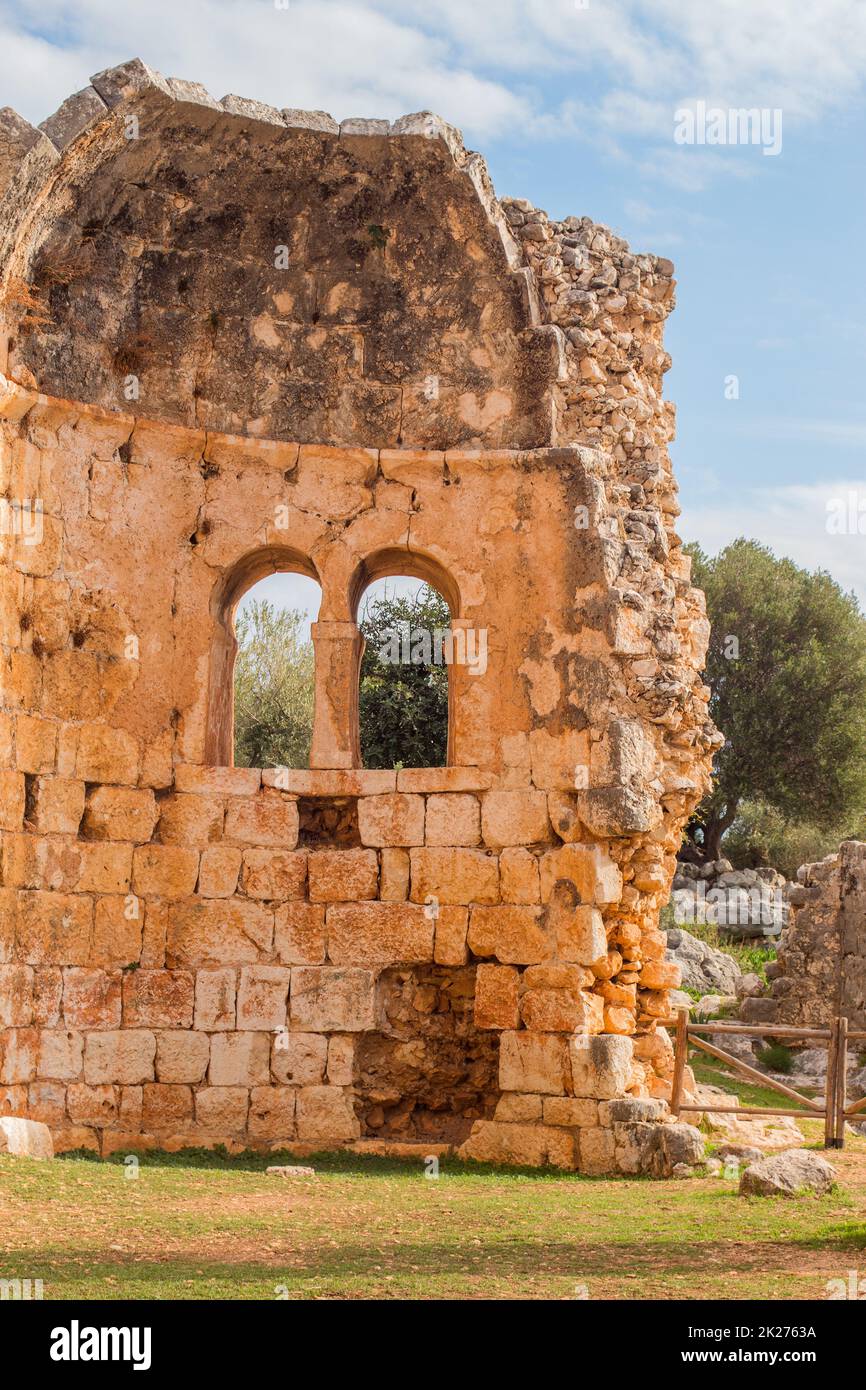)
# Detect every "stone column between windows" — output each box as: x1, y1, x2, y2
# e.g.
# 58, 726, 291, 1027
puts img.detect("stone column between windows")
310, 620, 364, 768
